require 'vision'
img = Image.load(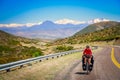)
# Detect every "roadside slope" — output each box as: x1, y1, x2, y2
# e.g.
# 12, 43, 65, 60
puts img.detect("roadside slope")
0, 48, 100, 80
0, 30, 43, 64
